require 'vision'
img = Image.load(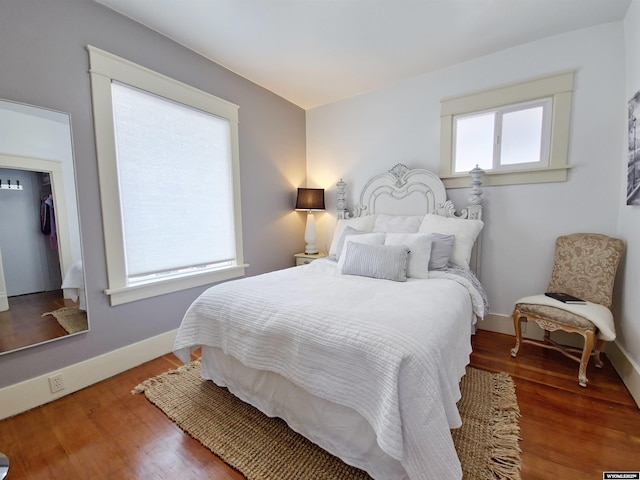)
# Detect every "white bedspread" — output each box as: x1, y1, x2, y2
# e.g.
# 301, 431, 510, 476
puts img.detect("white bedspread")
174, 259, 482, 479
